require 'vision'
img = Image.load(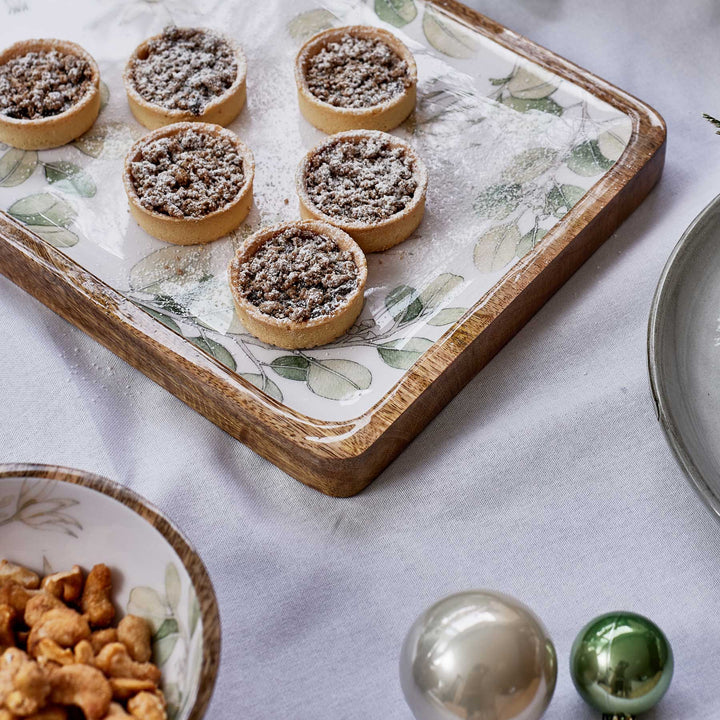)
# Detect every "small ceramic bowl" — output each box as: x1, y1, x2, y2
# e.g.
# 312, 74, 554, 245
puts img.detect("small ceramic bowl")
0, 463, 220, 720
